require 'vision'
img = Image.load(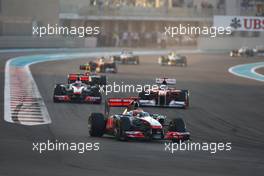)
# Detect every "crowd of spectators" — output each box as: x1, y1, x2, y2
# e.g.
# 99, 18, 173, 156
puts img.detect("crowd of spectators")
88, 0, 225, 10
96, 31, 196, 48
240, 0, 264, 16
